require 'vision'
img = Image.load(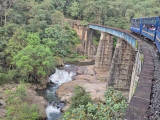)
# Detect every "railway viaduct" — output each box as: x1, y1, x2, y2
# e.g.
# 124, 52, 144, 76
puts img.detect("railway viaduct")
66, 19, 157, 120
